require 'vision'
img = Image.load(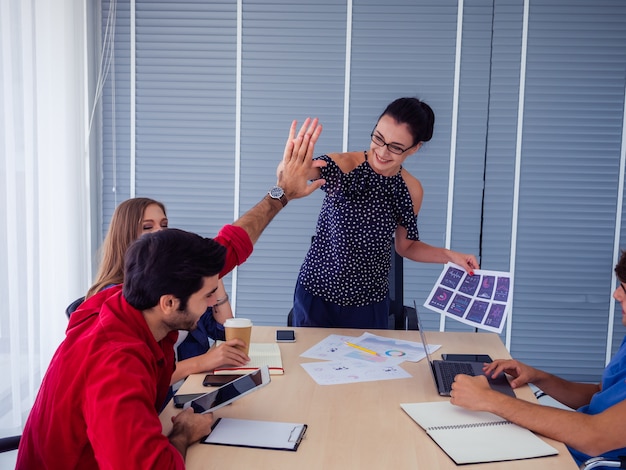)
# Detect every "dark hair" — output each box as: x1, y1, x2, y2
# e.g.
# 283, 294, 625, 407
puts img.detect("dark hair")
122, 228, 226, 311
616, 250, 626, 283
378, 97, 435, 145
